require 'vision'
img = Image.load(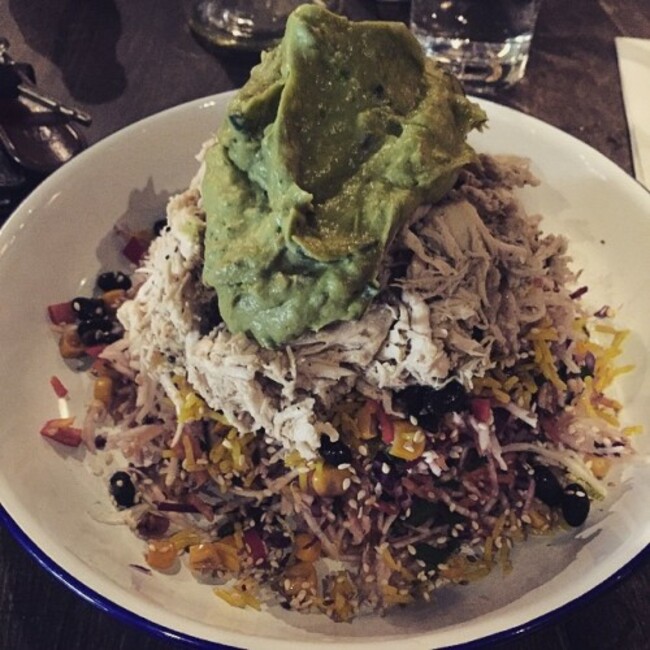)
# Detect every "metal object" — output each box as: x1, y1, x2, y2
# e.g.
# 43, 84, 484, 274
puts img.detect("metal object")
0, 38, 92, 126
0, 37, 89, 178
